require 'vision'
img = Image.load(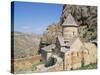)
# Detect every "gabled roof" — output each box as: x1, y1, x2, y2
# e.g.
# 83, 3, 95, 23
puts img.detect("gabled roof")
61, 47, 69, 53
58, 36, 65, 46
41, 44, 56, 52
70, 37, 83, 51
58, 36, 70, 47
62, 14, 78, 26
